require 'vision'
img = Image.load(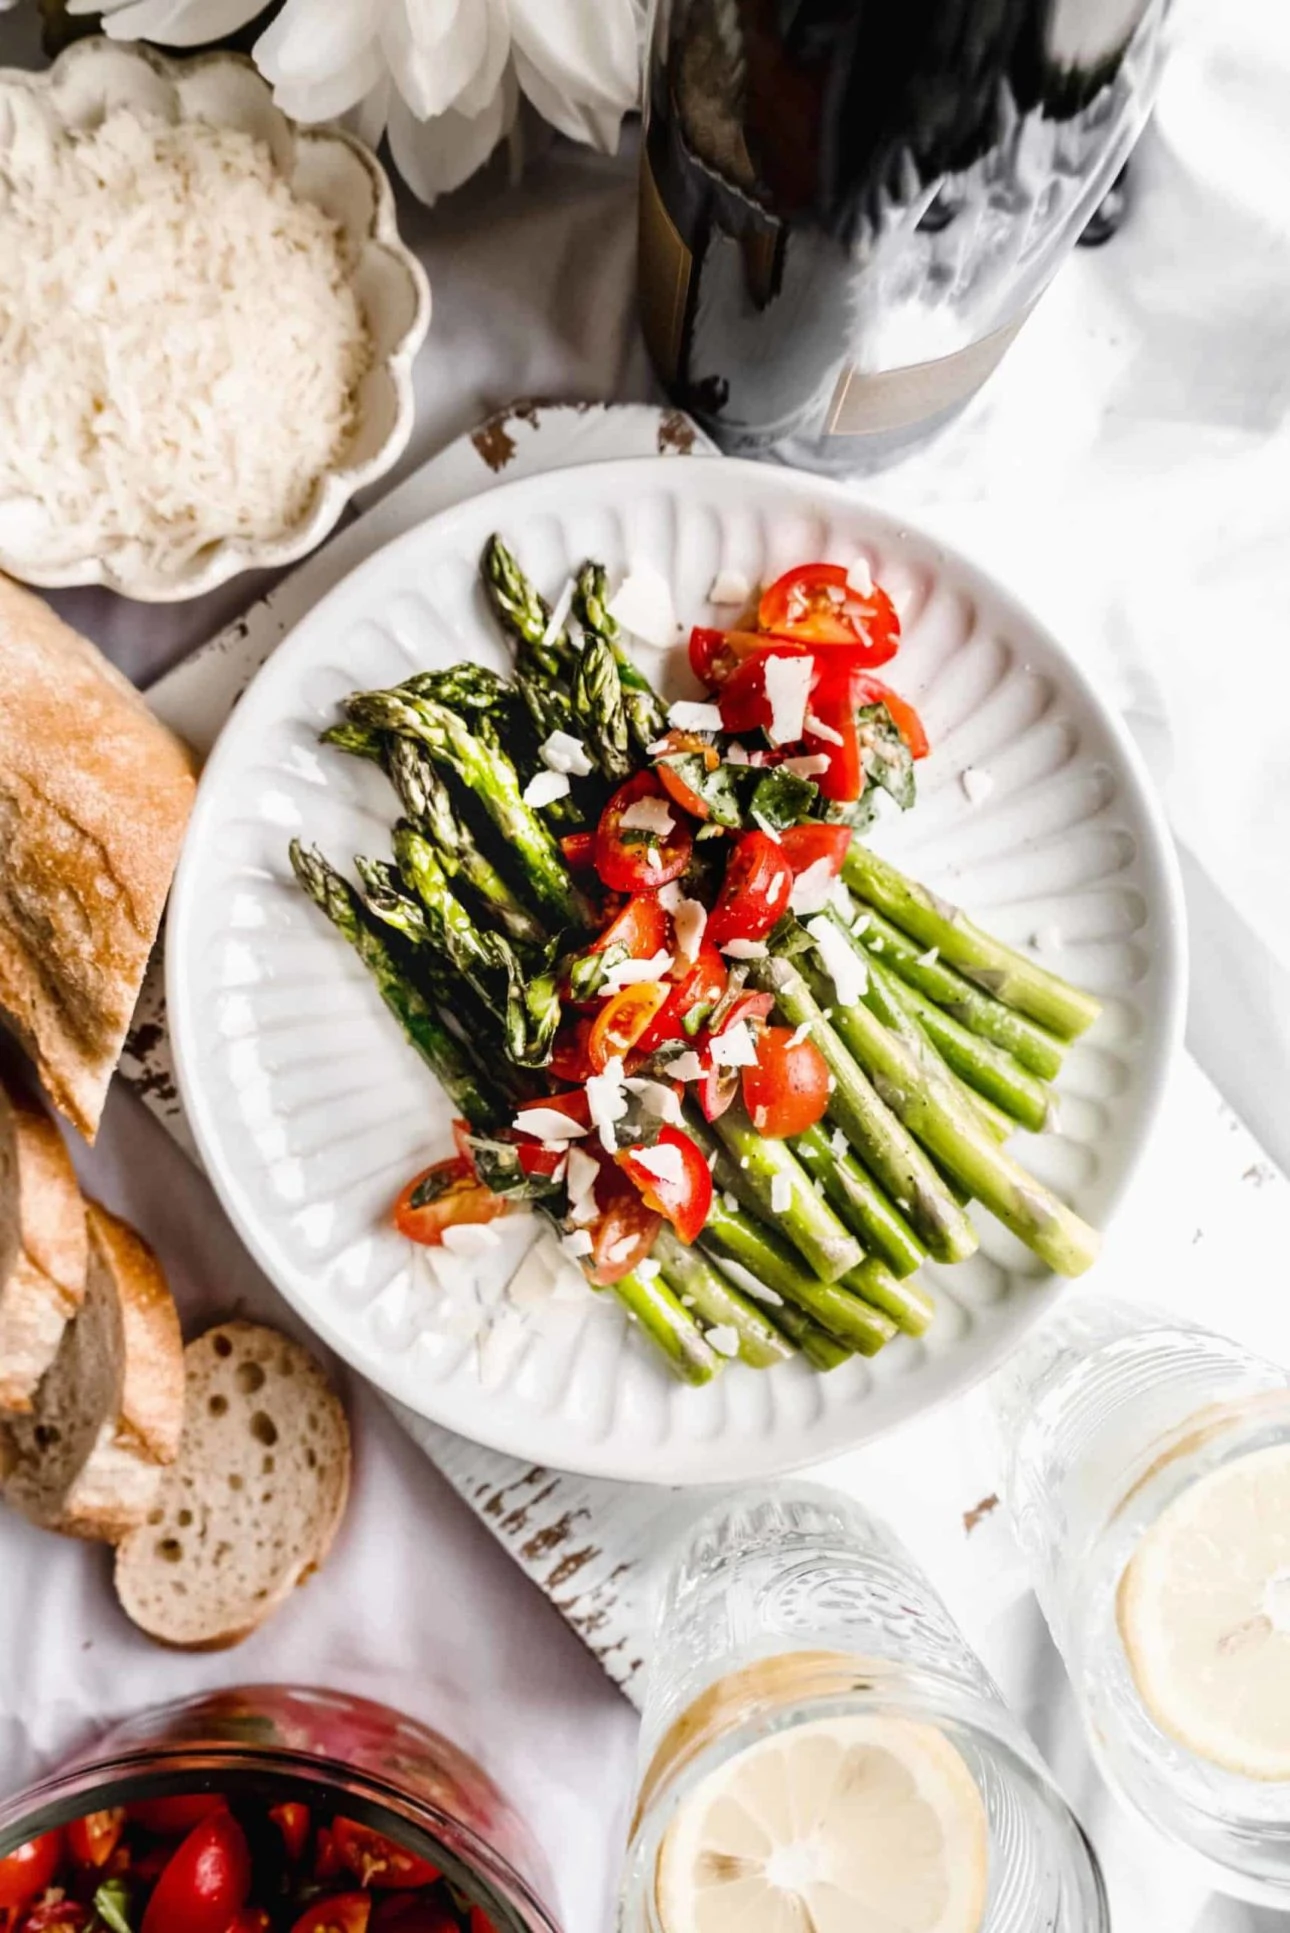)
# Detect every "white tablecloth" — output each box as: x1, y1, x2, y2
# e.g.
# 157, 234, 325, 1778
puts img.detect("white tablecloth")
2, 4, 1289, 1929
